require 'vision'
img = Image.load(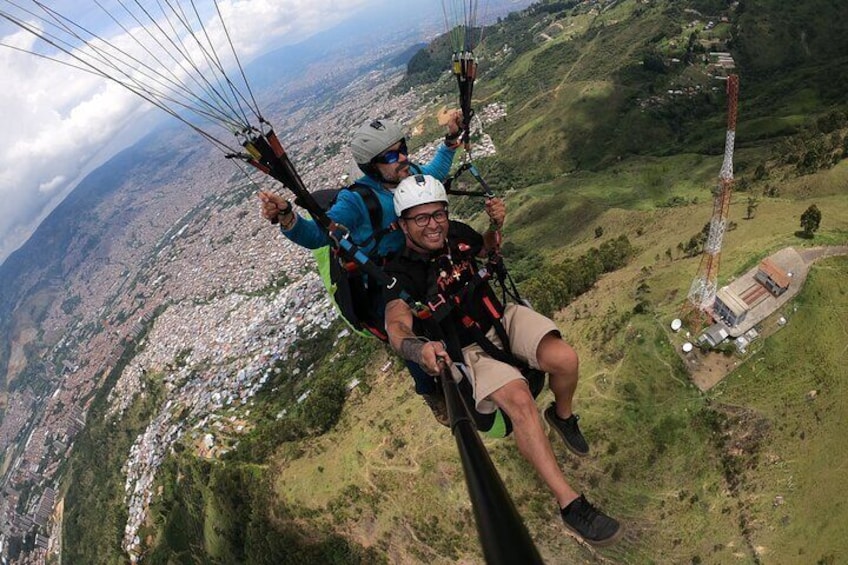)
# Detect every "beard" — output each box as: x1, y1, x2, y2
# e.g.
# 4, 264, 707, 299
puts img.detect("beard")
381, 162, 410, 185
